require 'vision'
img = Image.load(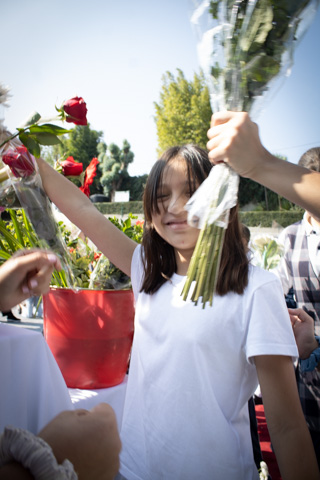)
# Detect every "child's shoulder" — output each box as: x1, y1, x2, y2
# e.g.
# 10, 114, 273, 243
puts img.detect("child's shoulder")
248, 262, 281, 289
